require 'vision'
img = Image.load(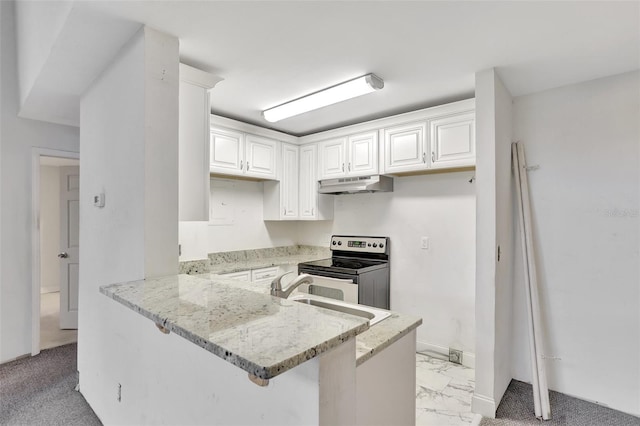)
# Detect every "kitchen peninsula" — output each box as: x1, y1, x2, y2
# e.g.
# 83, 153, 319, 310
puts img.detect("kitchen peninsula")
101, 272, 421, 425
